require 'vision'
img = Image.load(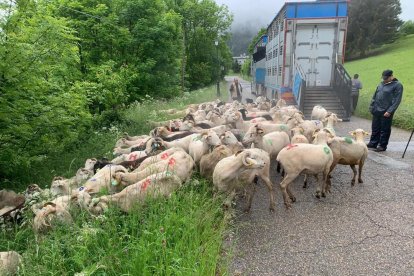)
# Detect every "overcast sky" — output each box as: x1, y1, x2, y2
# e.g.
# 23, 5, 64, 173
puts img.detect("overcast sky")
216, 0, 414, 28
